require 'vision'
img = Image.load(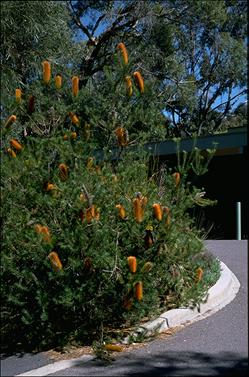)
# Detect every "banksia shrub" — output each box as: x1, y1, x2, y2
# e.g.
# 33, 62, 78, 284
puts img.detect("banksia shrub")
117, 42, 128, 65
55, 74, 62, 89
5, 115, 16, 129
133, 71, 144, 93
48, 251, 63, 271
72, 76, 79, 97
42, 60, 51, 84
1, 44, 219, 354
